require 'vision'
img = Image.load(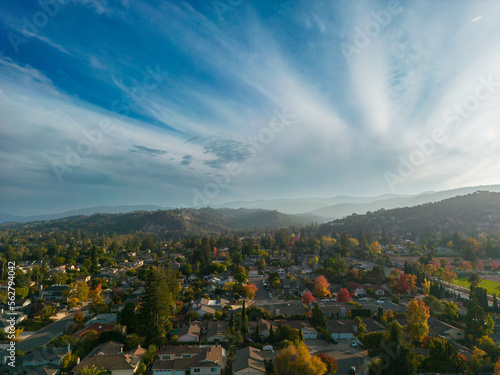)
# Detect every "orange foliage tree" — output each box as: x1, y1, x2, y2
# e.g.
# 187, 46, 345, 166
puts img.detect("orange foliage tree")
242, 284, 258, 299
313, 276, 332, 298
